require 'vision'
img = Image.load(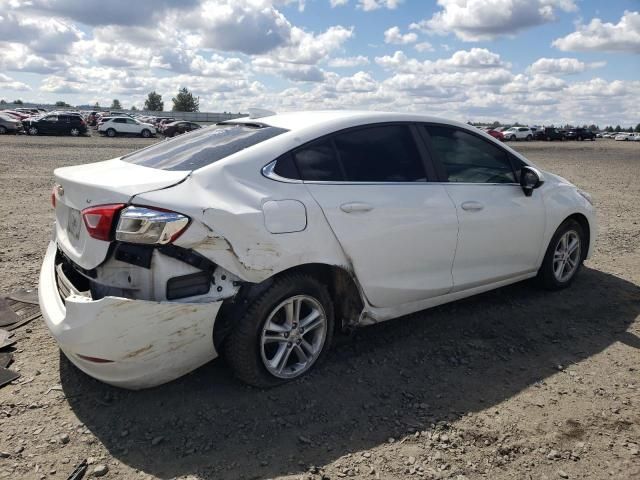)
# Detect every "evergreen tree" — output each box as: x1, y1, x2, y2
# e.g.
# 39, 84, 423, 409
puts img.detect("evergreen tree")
144, 91, 164, 111
110, 99, 122, 110
171, 87, 199, 112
